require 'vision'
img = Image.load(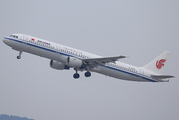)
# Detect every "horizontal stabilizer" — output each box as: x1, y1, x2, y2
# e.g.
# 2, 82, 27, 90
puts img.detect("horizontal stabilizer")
151, 75, 175, 79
